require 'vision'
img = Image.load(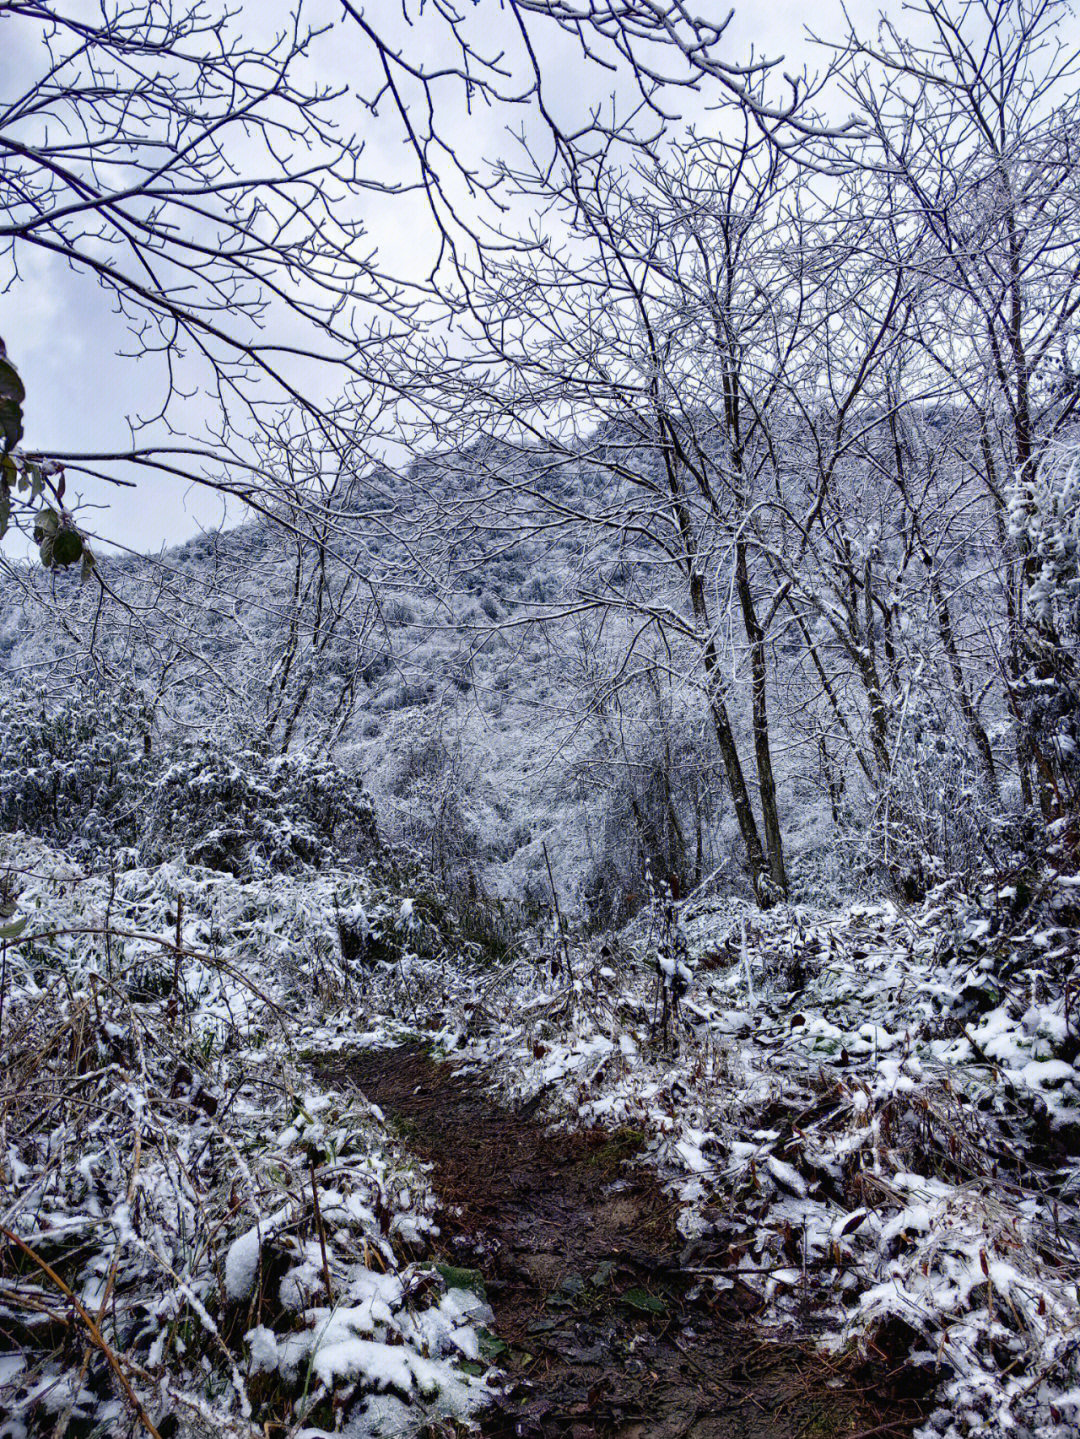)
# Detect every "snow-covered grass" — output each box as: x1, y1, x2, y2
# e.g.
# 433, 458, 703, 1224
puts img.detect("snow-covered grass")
364, 878, 1080, 1439
5, 816, 1080, 1439
0, 836, 496, 1438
